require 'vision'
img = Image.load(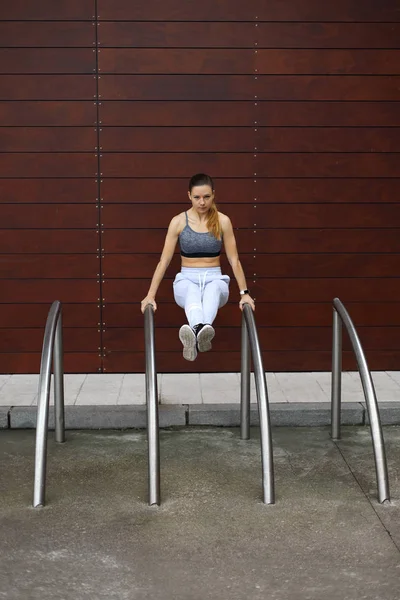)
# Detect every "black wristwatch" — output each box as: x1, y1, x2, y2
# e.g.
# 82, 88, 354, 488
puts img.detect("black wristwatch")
240, 289, 250, 296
